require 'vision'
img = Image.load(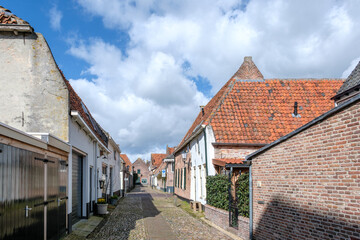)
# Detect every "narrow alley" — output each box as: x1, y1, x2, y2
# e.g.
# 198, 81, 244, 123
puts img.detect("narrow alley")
85, 186, 233, 240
